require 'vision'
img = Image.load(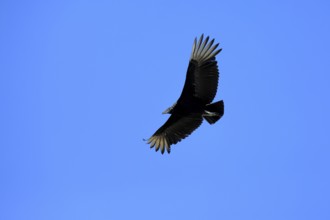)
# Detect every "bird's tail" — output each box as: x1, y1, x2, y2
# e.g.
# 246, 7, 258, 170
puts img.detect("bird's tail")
203, 100, 224, 124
